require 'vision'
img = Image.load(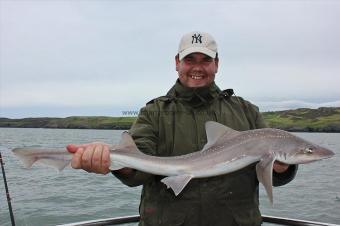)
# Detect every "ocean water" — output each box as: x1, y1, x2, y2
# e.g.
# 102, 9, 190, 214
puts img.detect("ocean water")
0, 128, 339, 226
